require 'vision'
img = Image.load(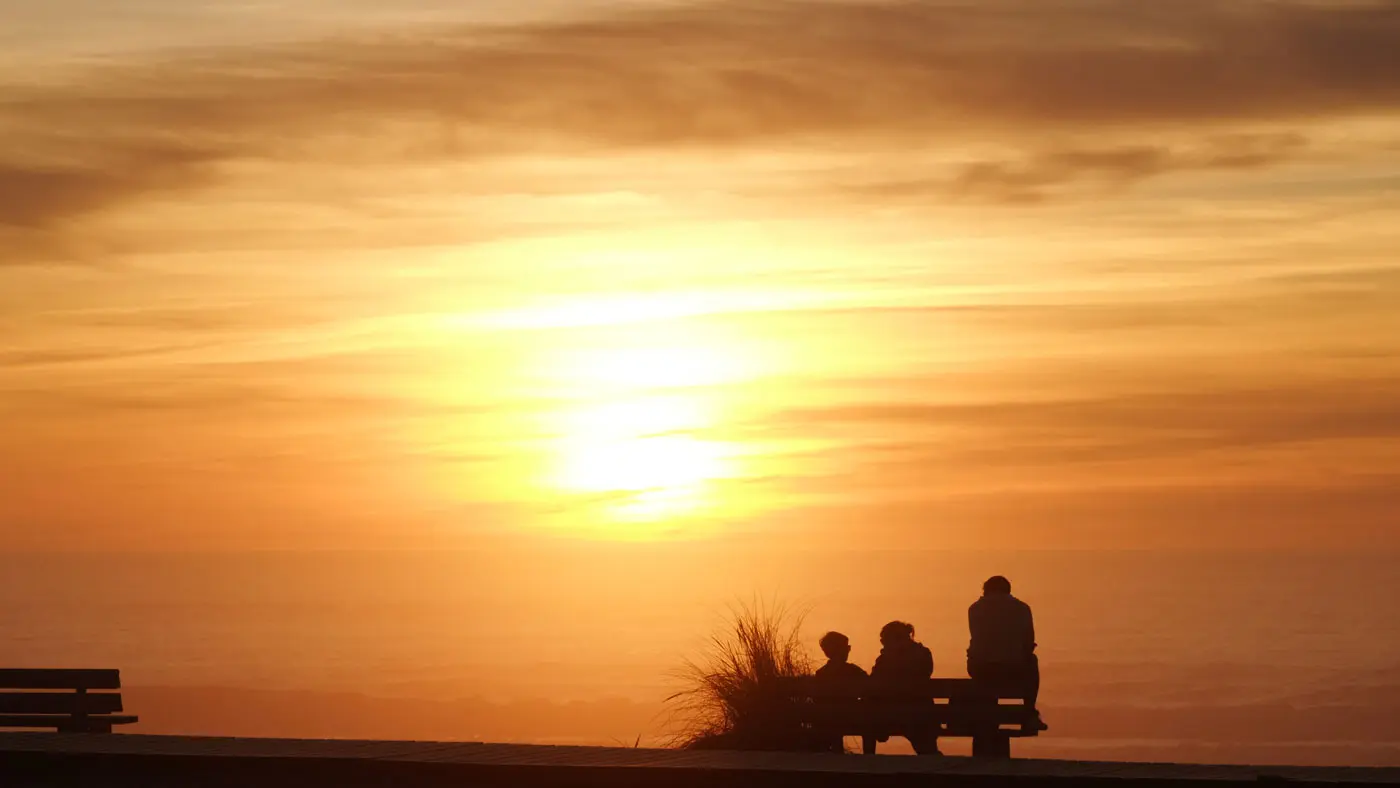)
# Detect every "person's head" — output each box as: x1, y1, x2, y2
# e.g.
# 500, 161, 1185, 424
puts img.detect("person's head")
819, 631, 851, 662
879, 620, 915, 647
983, 575, 1012, 596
